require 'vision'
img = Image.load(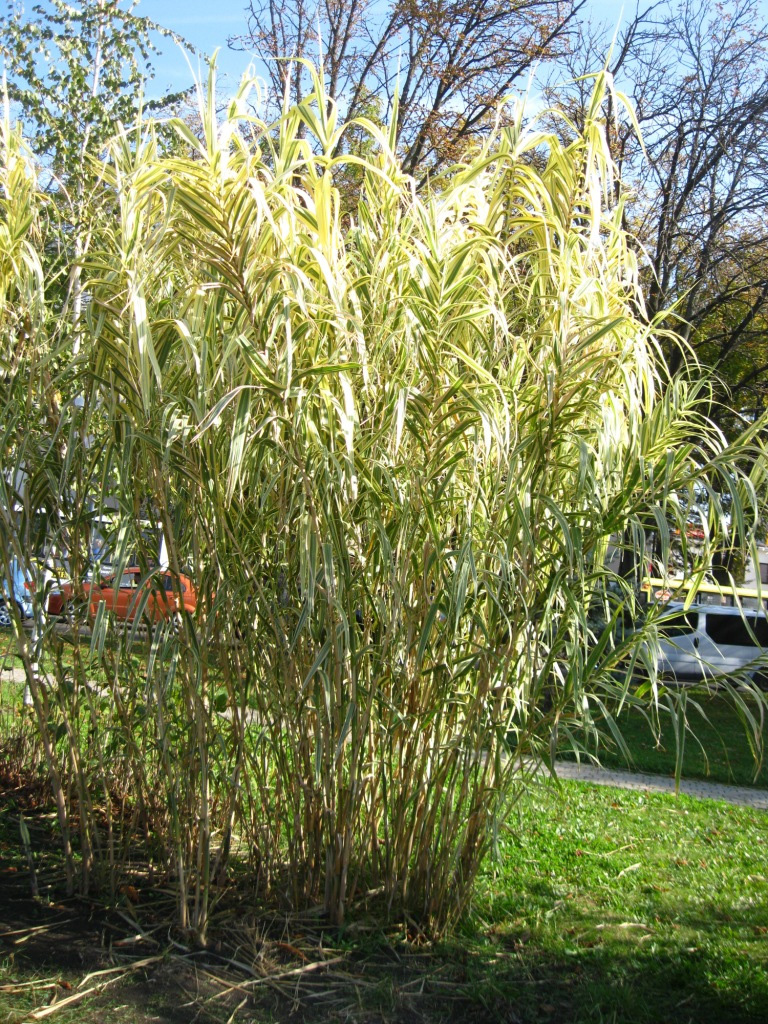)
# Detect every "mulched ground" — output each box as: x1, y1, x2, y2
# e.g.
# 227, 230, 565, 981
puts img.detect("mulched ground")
0, 763, 512, 1024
